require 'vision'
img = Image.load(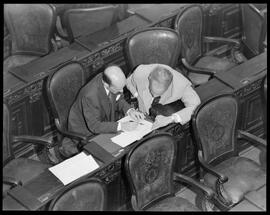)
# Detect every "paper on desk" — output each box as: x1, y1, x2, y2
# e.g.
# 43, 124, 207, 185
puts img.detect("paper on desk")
111, 116, 153, 147
49, 152, 99, 185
